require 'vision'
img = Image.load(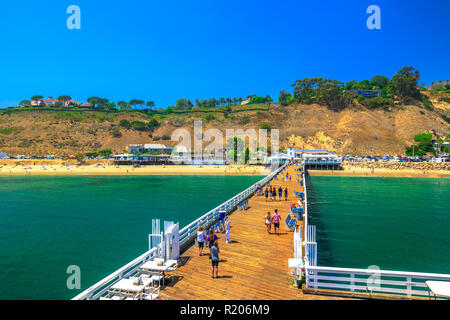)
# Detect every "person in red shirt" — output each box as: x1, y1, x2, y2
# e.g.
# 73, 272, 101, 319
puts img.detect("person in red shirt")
271, 209, 281, 235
